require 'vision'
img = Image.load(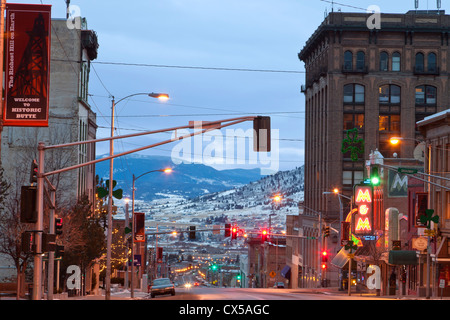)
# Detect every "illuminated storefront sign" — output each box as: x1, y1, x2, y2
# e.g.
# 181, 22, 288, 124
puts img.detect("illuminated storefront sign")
354, 185, 374, 235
